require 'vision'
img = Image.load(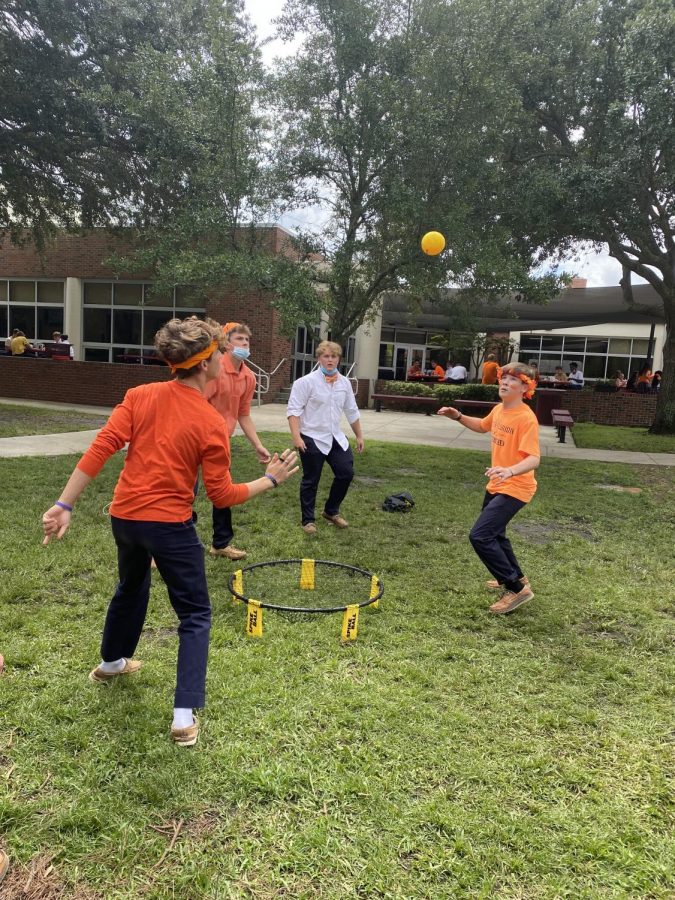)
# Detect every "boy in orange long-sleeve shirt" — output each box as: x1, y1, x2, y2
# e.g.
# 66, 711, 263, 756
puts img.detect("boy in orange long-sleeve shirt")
438, 362, 540, 614
42, 317, 298, 746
